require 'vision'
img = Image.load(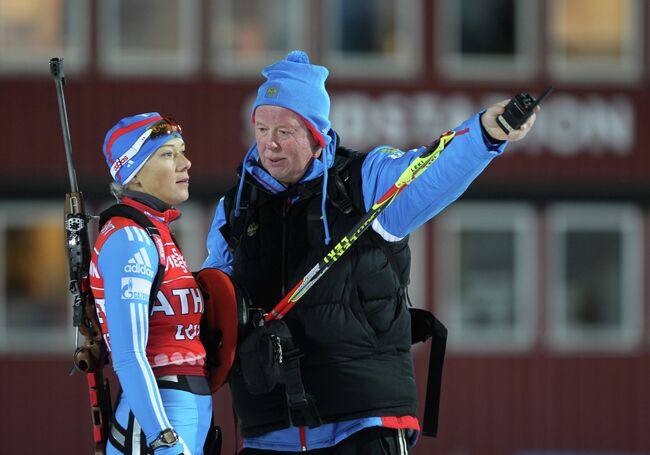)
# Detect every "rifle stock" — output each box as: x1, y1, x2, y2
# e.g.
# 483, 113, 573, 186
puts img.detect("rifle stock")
66, 191, 112, 455
52, 58, 112, 455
